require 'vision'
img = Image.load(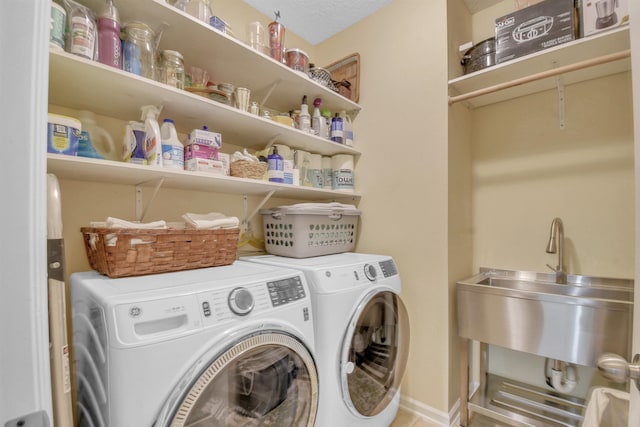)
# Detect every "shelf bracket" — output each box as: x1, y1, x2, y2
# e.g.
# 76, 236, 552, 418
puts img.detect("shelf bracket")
242, 190, 276, 230
259, 80, 282, 107
135, 177, 165, 222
